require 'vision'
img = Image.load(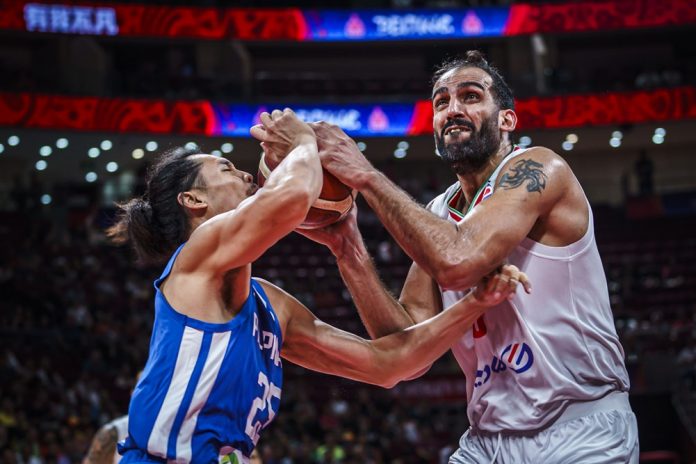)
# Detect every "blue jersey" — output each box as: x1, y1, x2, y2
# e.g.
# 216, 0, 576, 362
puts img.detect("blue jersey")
119, 244, 283, 464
